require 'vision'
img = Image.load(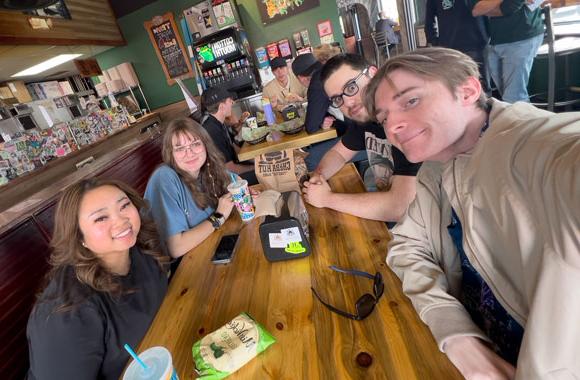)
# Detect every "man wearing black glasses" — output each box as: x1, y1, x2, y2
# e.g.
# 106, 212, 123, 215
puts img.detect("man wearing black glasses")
302, 54, 421, 222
